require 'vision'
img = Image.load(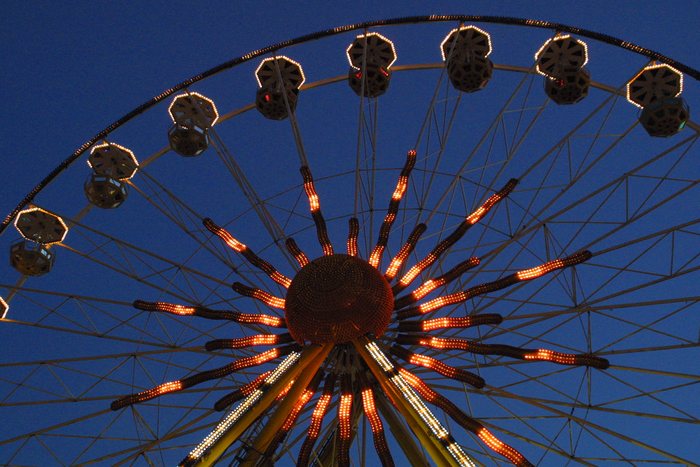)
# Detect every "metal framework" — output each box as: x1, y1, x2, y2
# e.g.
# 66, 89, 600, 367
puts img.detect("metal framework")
1, 15, 698, 467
